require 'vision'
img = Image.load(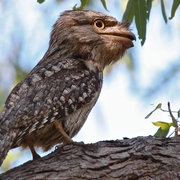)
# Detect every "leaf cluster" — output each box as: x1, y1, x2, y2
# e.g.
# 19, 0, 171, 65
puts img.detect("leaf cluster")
145, 102, 180, 137
123, 0, 180, 45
